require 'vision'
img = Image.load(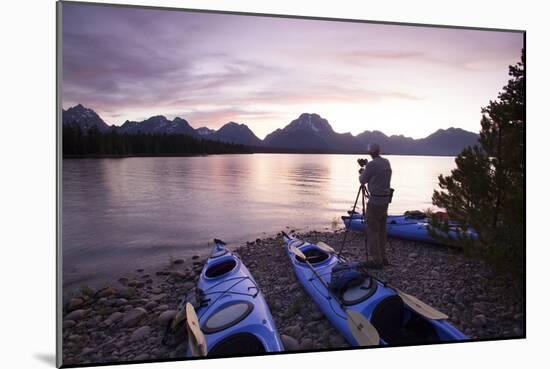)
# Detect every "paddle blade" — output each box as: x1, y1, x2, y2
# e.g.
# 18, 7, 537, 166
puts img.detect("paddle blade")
317, 241, 336, 253
397, 290, 449, 320
346, 310, 380, 346
289, 244, 307, 260
186, 303, 207, 356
